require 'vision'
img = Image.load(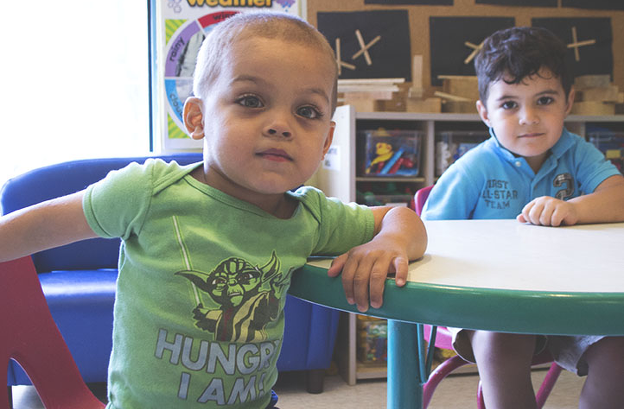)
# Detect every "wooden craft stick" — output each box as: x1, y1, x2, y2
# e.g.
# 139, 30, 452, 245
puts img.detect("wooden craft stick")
335, 38, 356, 74
568, 26, 596, 62
463, 40, 484, 65
412, 55, 423, 88
352, 30, 381, 66
434, 91, 472, 102
354, 29, 371, 65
